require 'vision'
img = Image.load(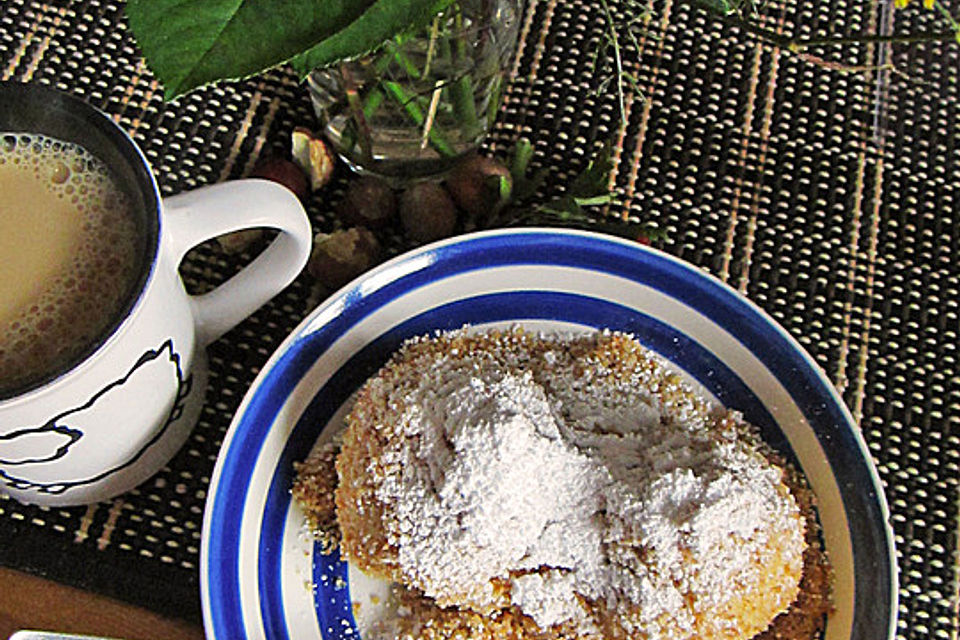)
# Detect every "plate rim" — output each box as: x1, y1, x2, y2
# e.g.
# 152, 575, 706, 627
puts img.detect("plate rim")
200, 227, 898, 640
